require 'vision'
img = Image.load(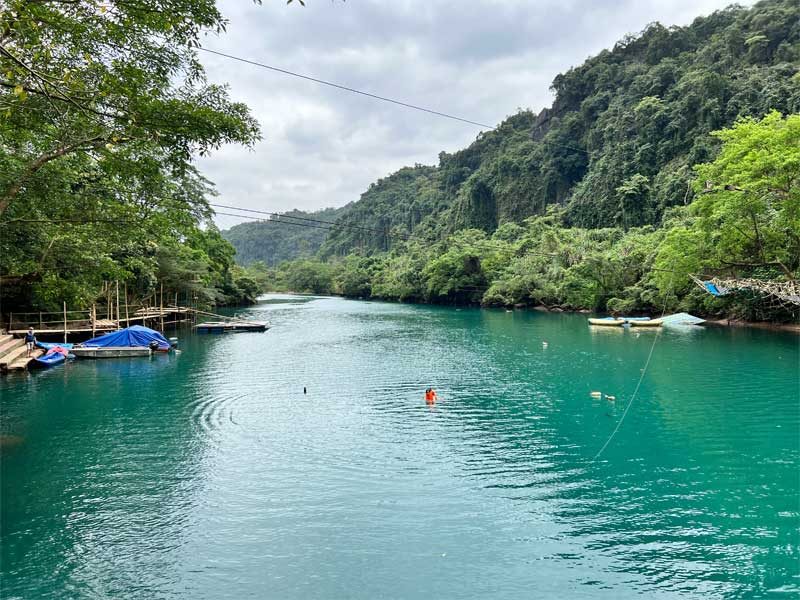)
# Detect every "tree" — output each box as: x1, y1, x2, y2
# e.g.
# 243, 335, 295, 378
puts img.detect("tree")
691, 111, 799, 277
0, 0, 260, 310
